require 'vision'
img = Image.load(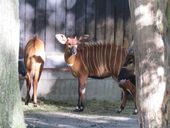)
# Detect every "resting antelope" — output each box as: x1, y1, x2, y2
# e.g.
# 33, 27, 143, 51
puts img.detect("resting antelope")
24, 36, 45, 106
56, 34, 136, 113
